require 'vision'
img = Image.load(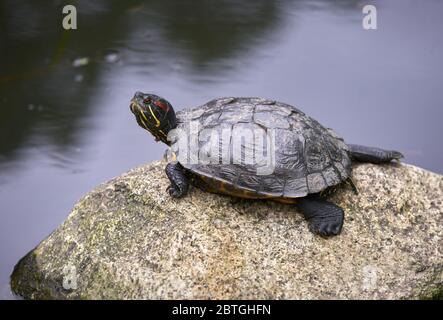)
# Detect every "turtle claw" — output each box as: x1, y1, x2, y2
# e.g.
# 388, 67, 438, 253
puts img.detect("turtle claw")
166, 184, 185, 198
308, 217, 343, 237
